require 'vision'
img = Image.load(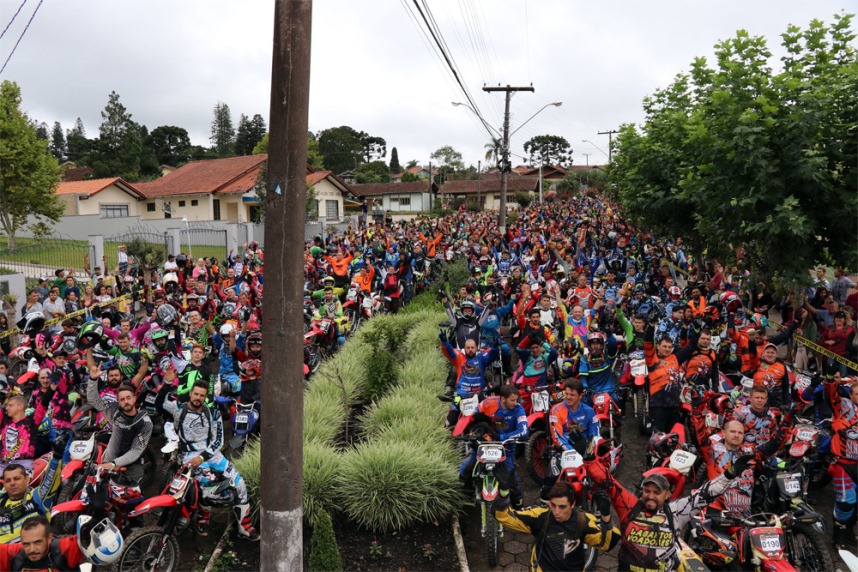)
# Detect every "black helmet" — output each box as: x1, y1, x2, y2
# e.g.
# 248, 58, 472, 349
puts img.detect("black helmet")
18, 311, 46, 334
175, 254, 187, 266
77, 322, 104, 350
156, 304, 178, 327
